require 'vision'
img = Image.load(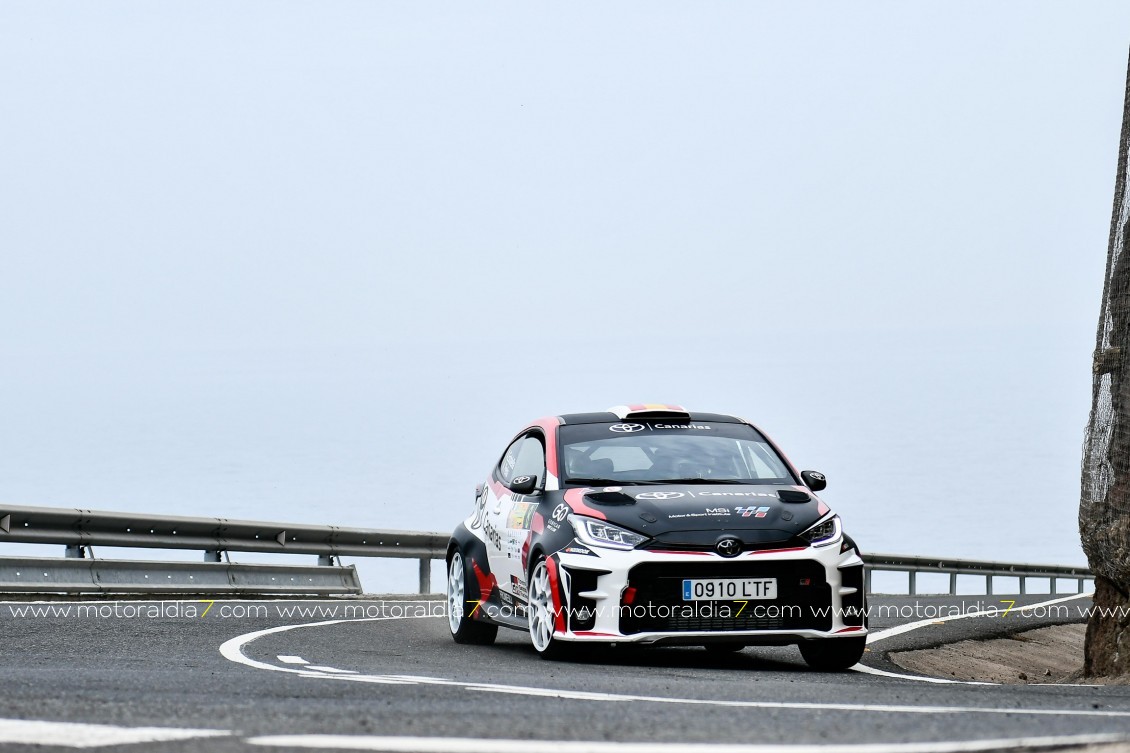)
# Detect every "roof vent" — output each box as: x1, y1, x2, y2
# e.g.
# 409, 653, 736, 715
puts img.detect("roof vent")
608, 403, 690, 420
